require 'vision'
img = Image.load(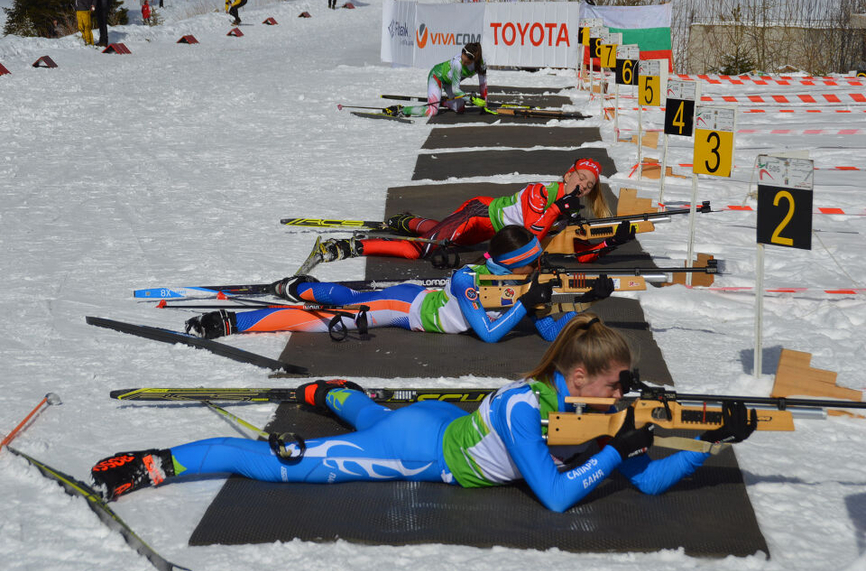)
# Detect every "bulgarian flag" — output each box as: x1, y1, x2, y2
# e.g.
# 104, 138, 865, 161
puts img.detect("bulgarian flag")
580, 2, 673, 72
